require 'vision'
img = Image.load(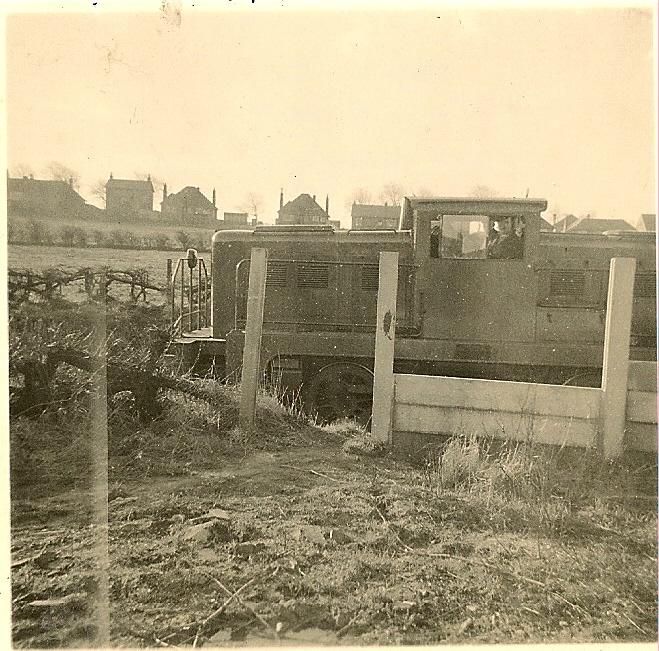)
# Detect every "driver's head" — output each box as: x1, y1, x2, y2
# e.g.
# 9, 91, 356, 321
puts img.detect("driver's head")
493, 216, 514, 234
